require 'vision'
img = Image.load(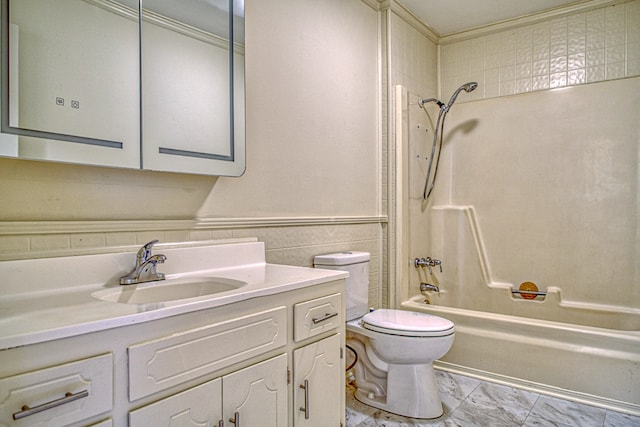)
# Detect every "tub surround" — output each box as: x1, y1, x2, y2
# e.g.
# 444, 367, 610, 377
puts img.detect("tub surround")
425, 205, 640, 329
0, 240, 347, 349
